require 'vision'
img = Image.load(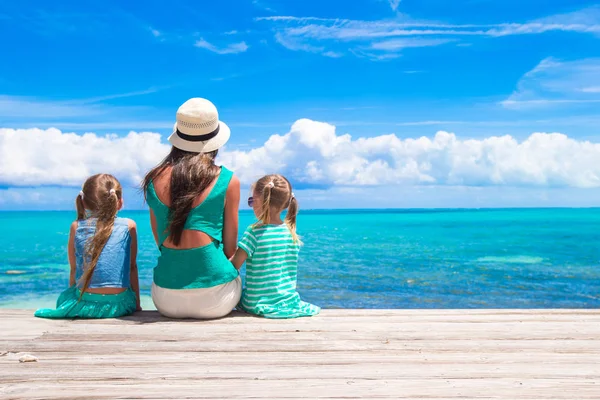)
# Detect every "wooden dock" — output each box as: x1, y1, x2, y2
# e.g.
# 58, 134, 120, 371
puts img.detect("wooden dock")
1, 309, 599, 399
